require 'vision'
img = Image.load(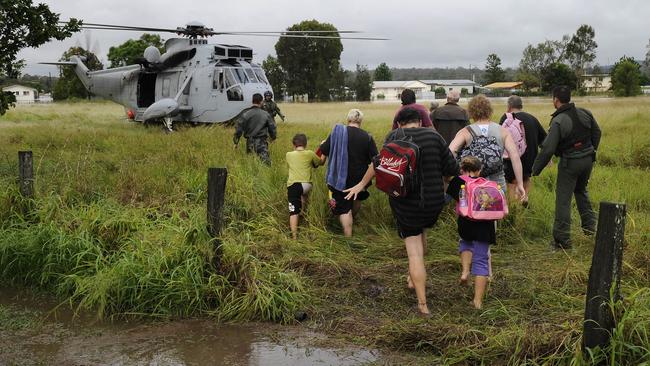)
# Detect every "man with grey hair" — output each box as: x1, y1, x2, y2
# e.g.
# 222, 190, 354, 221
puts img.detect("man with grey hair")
499, 95, 547, 204
431, 89, 469, 146
319, 109, 378, 237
